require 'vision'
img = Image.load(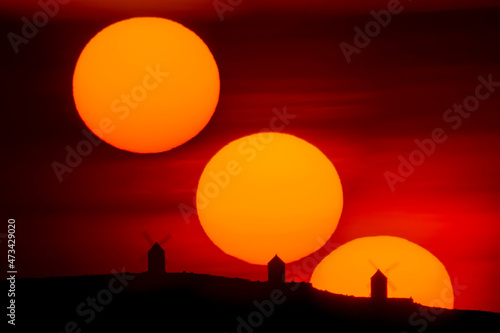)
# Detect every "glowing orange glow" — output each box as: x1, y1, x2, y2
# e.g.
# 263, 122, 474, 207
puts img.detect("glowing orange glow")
311, 236, 454, 308
196, 133, 343, 265
73, 17, 220, 153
